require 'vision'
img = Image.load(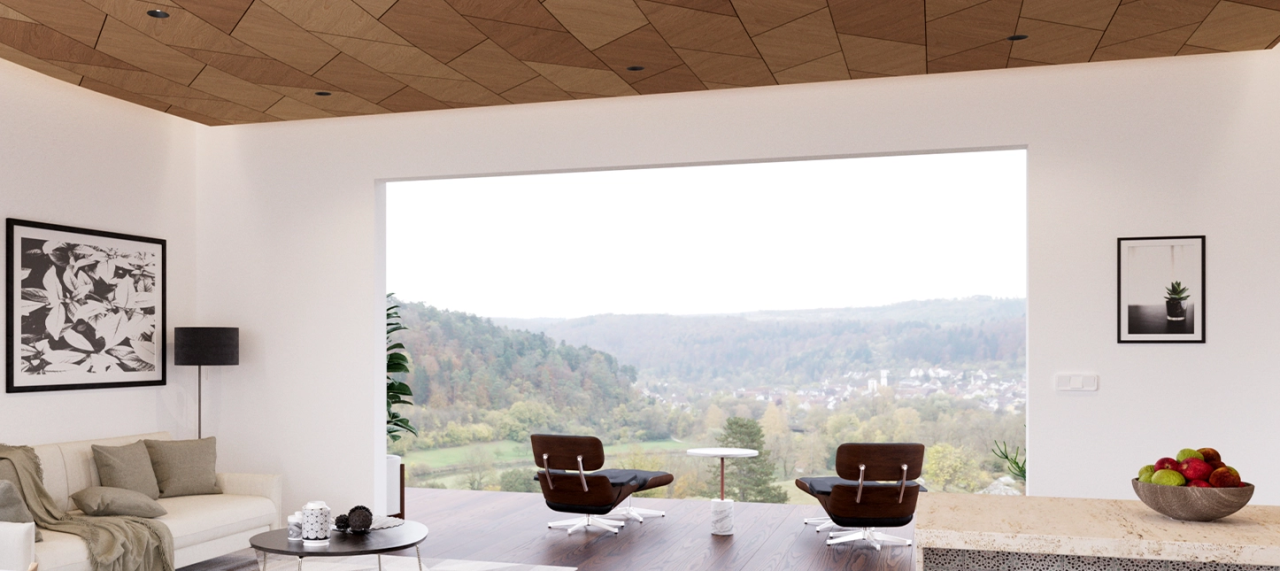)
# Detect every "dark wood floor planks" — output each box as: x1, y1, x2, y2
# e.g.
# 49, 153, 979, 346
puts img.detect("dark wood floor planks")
398, 488, 916, 571
179, 488, 915, 571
